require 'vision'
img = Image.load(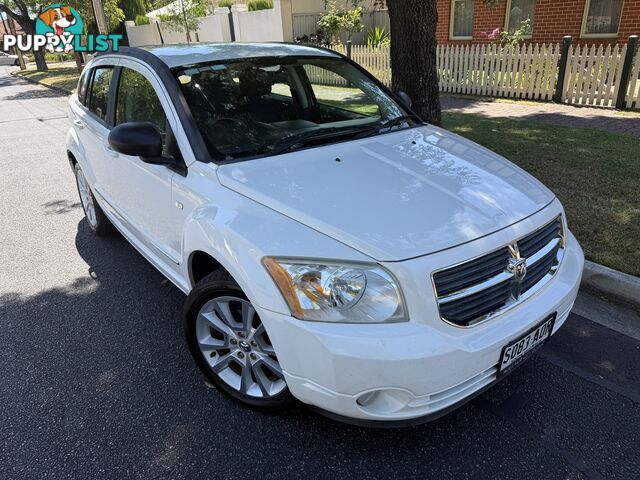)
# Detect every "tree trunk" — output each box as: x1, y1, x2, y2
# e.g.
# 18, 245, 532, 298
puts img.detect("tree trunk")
387, 0, 441, 125
73, 51, 84, 73
32, 49, 49, 72
16, 20, 49, 72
